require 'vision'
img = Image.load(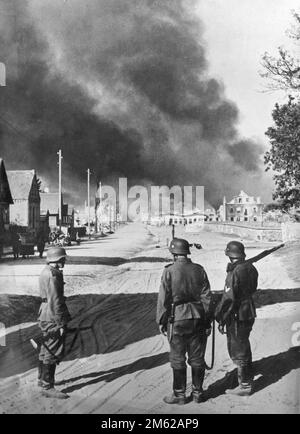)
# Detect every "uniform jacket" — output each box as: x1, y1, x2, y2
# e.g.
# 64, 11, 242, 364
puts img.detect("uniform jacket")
156, 257, 213, 330
38, 265, 71, 327
215, 260, 258, 325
